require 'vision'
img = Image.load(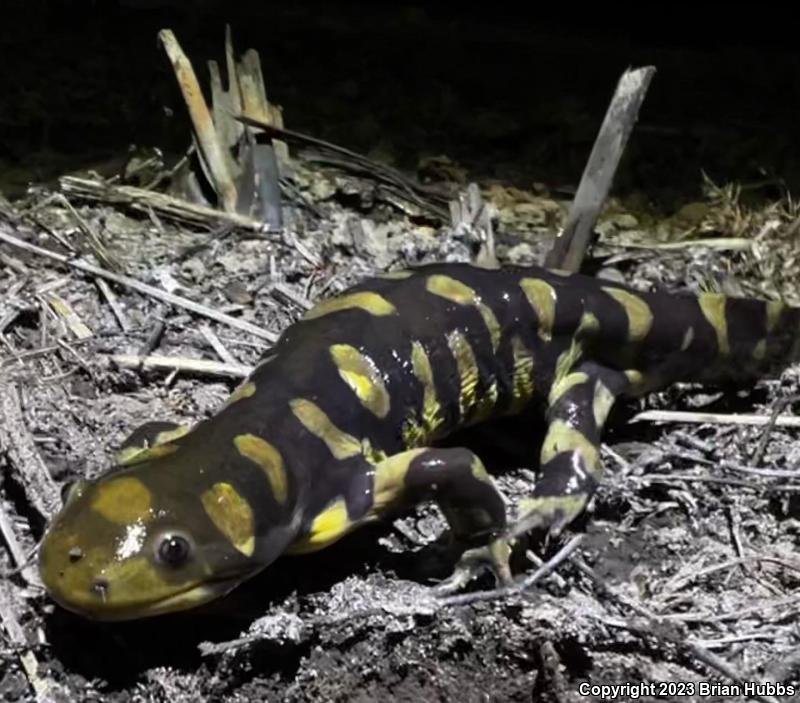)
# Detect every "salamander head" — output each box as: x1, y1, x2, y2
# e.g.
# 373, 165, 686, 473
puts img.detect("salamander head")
38, 461, 271, 621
